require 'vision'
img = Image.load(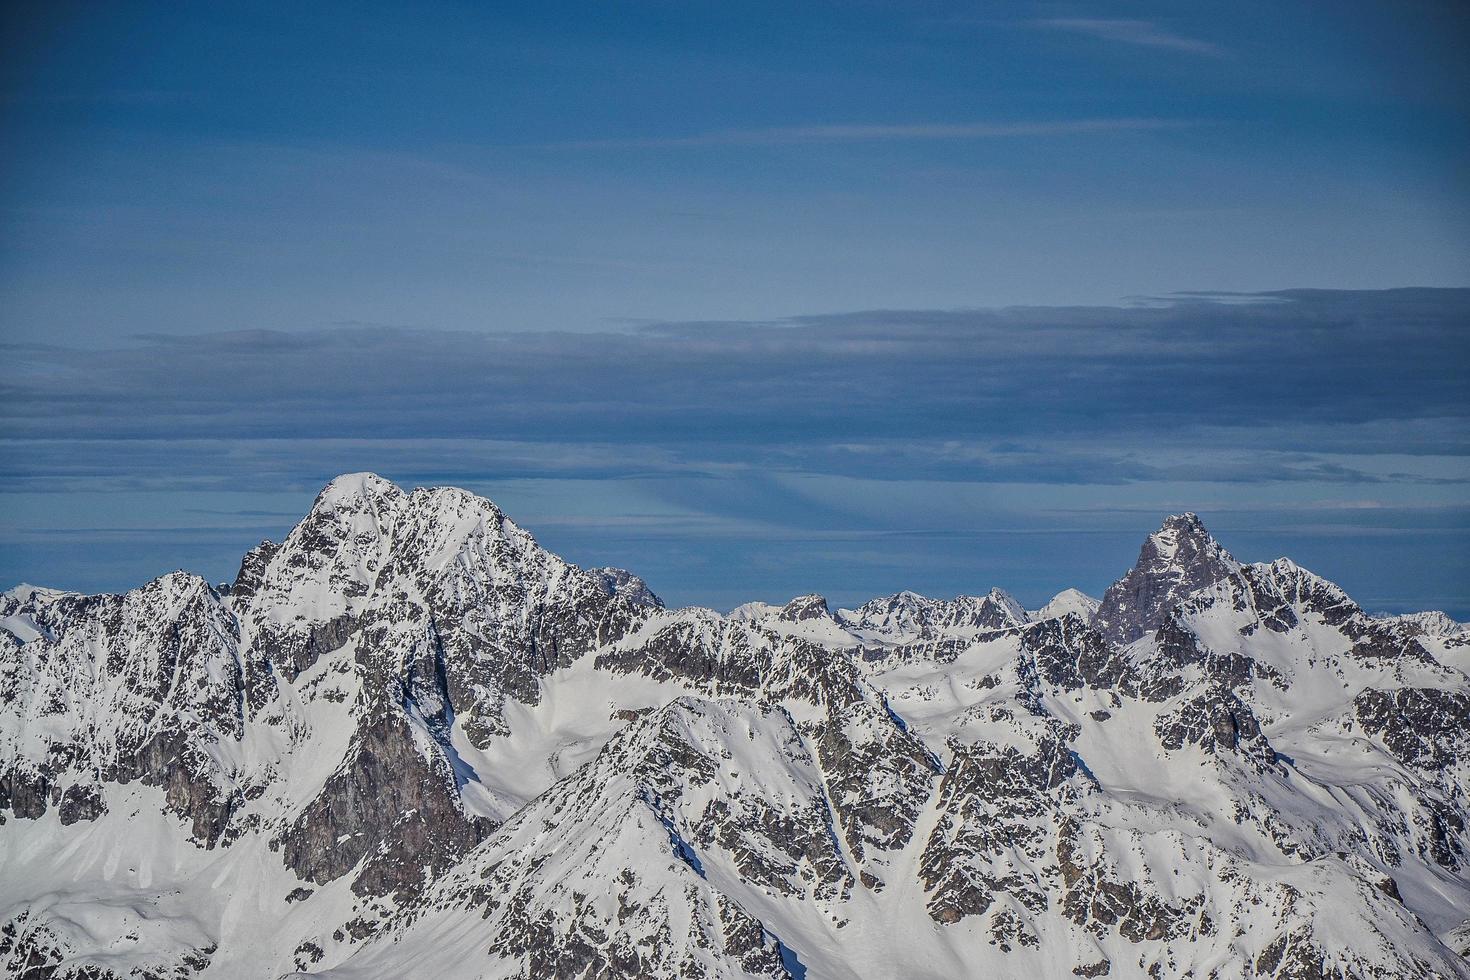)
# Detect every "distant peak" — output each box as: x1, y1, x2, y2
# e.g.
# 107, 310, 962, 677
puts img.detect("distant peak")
981, 588, 1029, 624
1264, 556, 1303, 575
728, 601, 779, 621
779, 593, 832, 622
3, 583, 71, 605
1381, 609, 1467, 637
589, 567, 665, 609
1031, 588, 1100, 622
